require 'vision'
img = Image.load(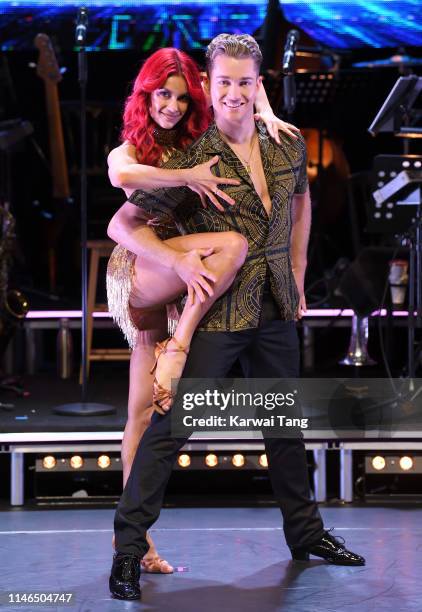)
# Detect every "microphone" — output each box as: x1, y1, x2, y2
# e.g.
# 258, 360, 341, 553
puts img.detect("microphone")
75, 7, 88, 45
282, 30, 300, 75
